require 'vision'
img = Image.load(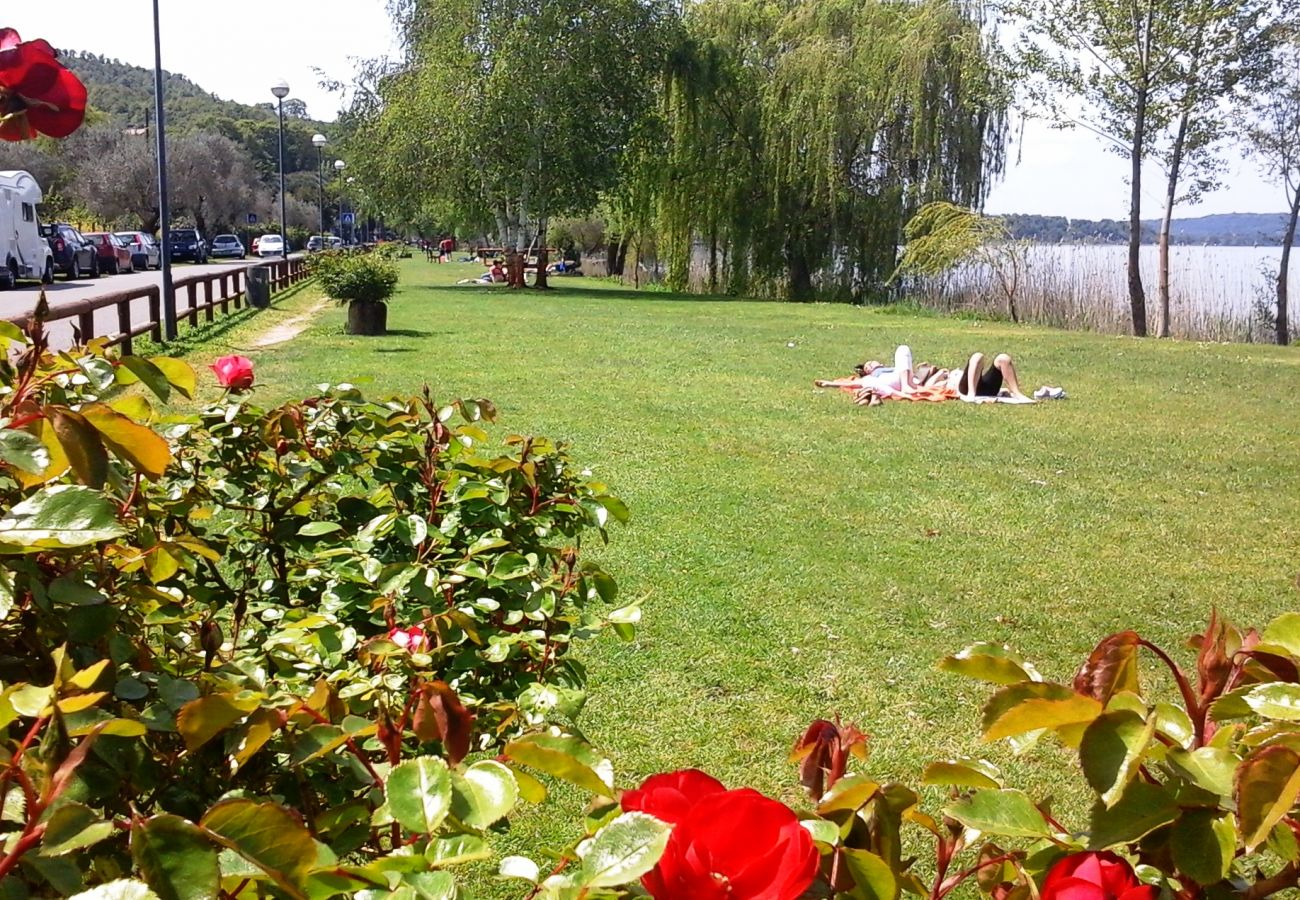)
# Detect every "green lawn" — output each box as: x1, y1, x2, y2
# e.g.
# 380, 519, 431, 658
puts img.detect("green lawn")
187, 258, 1299, 854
